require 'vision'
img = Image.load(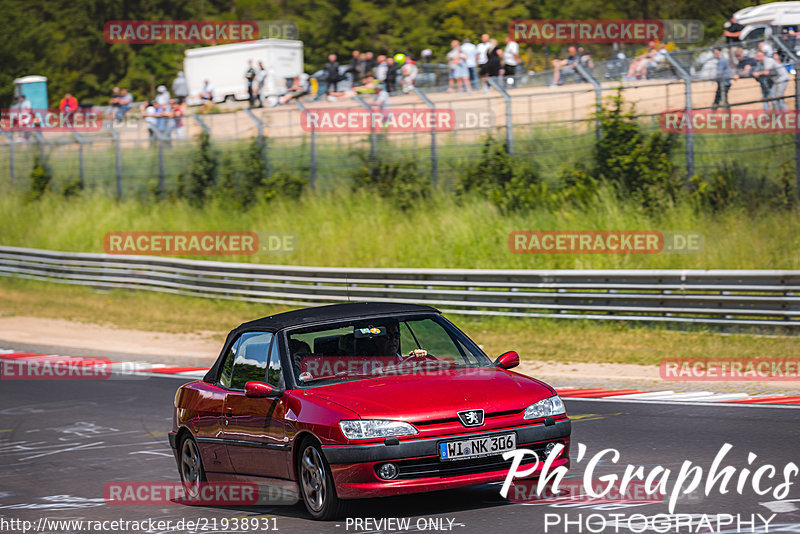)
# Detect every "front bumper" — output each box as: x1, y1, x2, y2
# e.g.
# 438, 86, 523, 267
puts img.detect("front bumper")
323, 419, 570, 499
